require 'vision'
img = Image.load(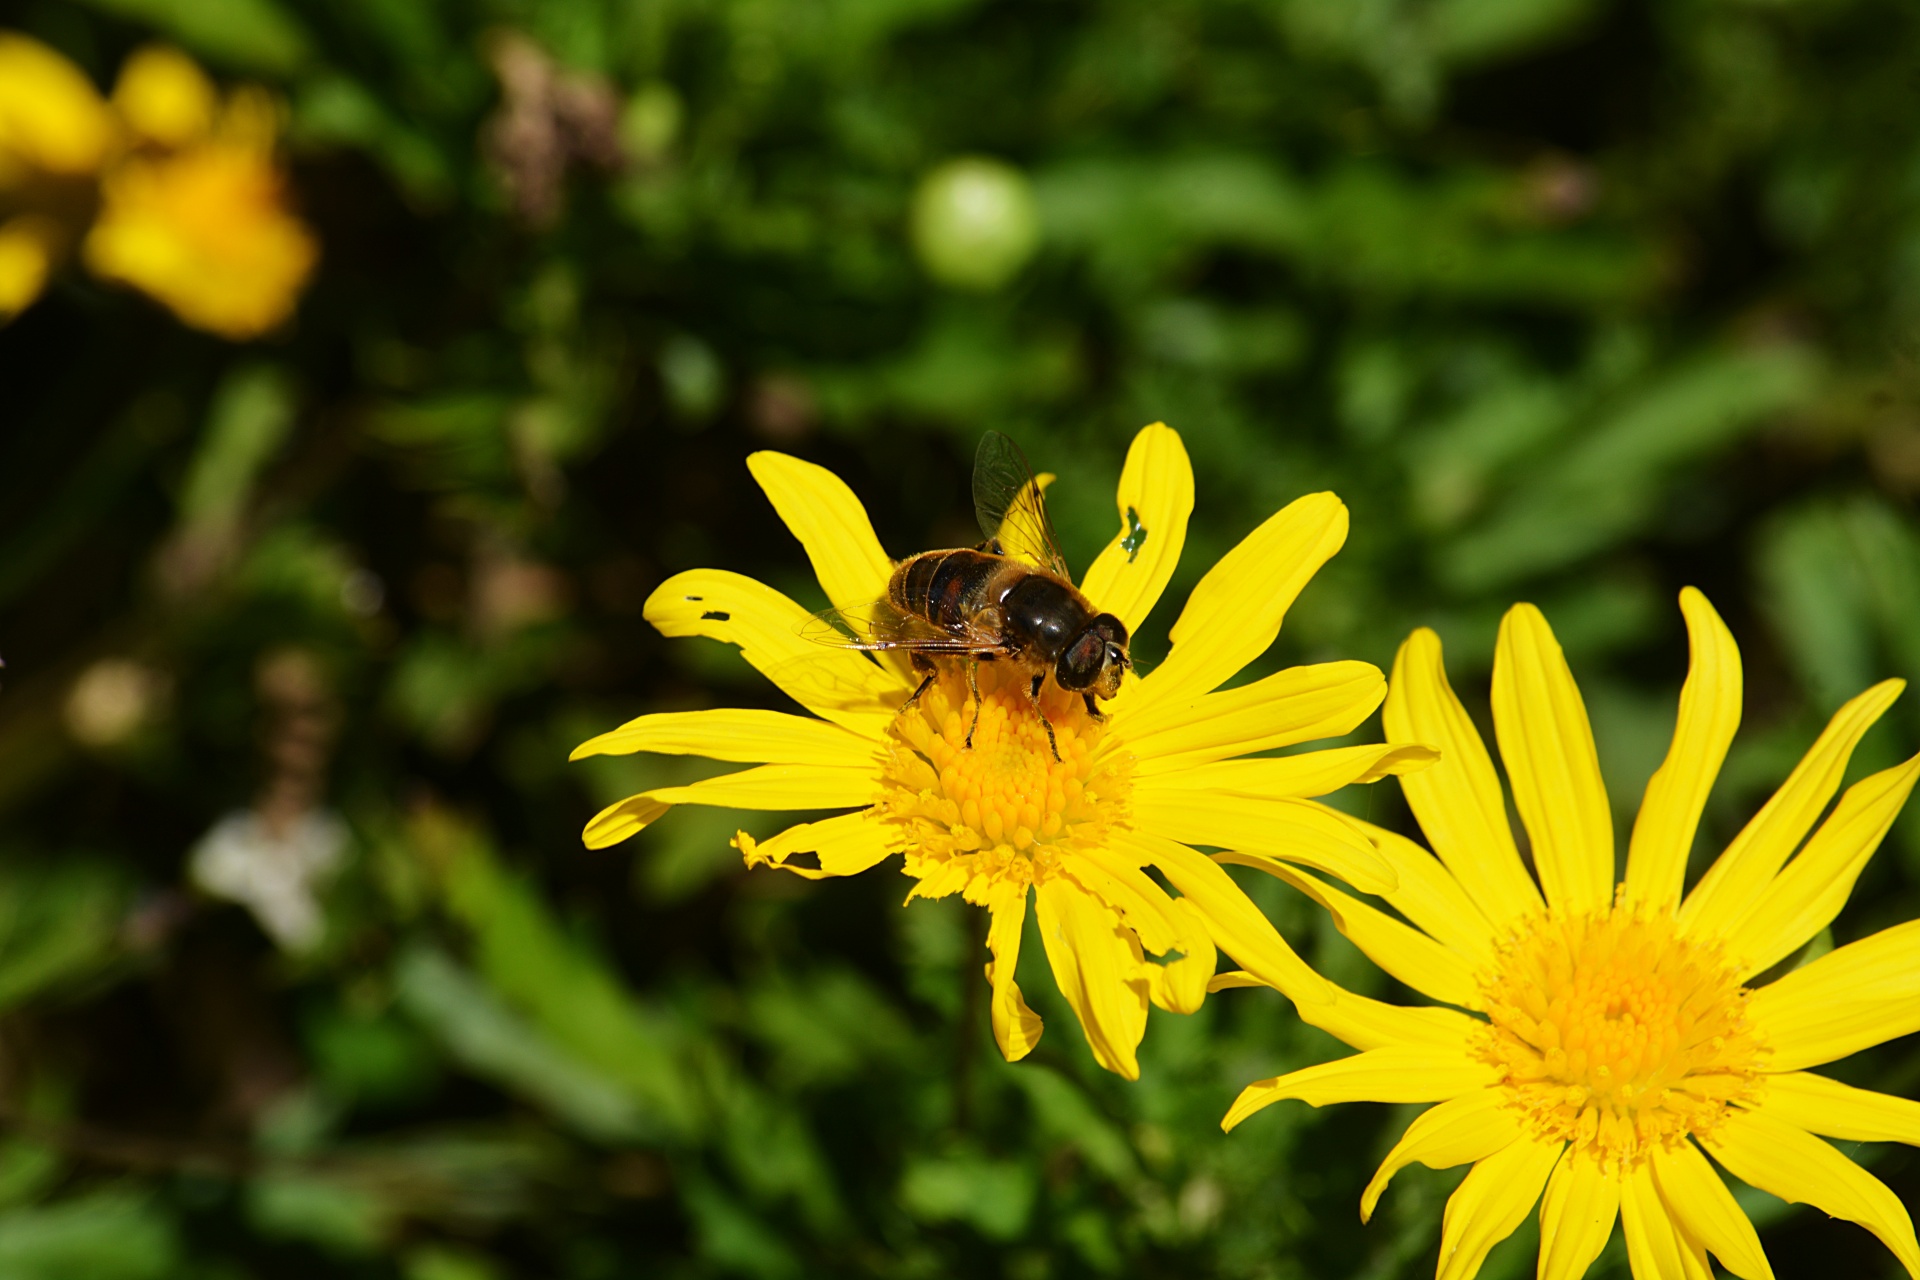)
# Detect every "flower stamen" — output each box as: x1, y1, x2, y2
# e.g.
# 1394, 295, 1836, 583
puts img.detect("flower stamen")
1474, 895, 1768, 1169
880, 662, 1131, 904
